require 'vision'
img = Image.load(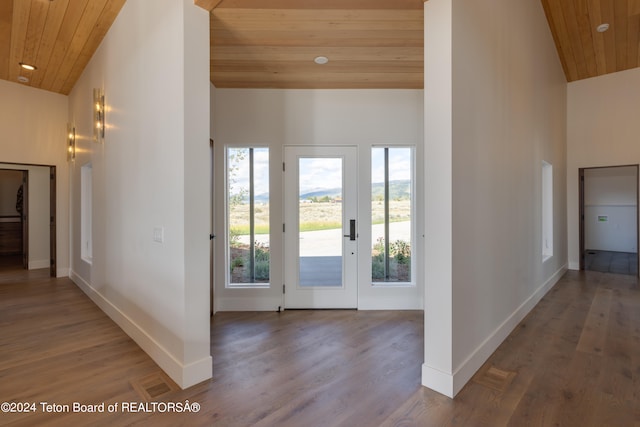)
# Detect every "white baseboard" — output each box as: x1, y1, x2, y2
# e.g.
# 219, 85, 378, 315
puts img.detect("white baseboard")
56, 267, 70, 278
422, 364, 454, 398
69, 270, 212, 389
568, 261, 580, 270
216, 296, 282, 312
358, 298, 423, 310
29, 259, 50, 269
422, 263, 567, 398
182, 357, 213, 389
